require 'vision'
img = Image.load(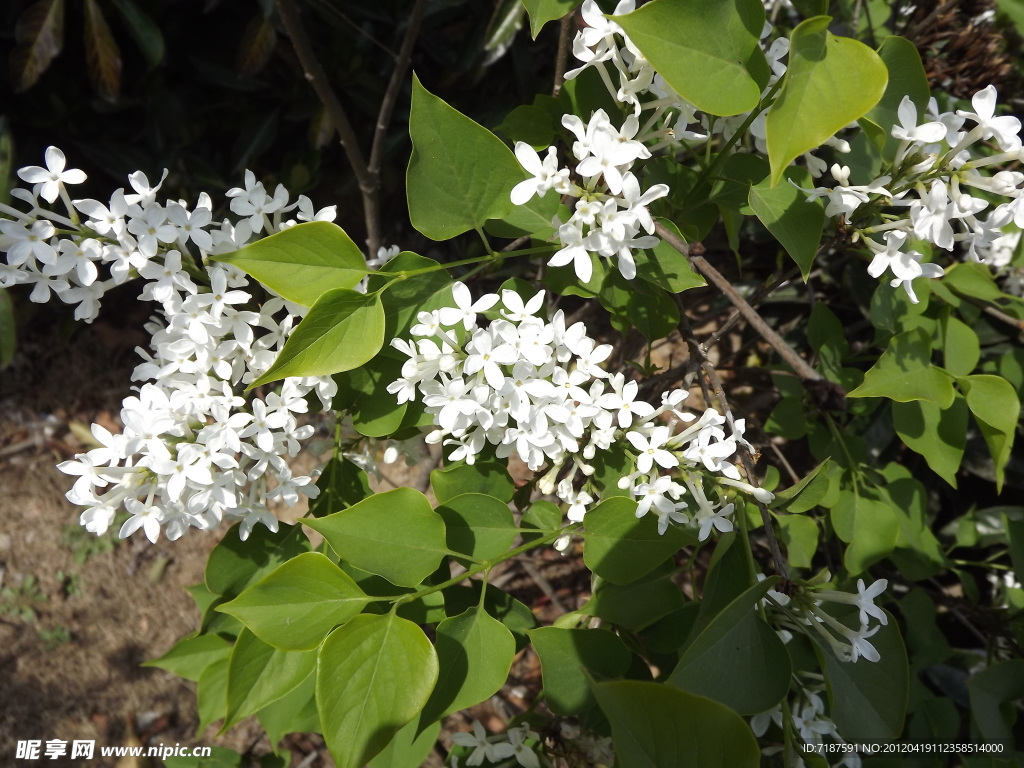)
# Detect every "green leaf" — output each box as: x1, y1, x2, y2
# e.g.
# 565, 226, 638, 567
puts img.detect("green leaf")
766, 16, 888, 185
863, 36, 930, 161
813, 610, 909, 741
770, 459, 829, 509
257, 673, 321, 747
893, 397, 967, 488
529, 626, 632, 715
634, 219, 707, 294
959, 374, 1020, 492
765, 396, 808, 440
521, 499, 563, 543
697, 532, 753, 625
365, 252, 453, 344
943, 261, 1003, 301
443, 581, 538, 652
217, 553, 371, 652
626, 283, 679, 341
163, 746, 243, 768
847, 328, 954, 408
485, 191, 562, 239
197, 656, 230, 733
581, 560, 685, 631
407, 75, 526, 241
303, 488, 448, 588
583, 496, 695, 585
205, 523, 310, 599
830, 491, 900, 574
668, 577, 790, 715
419, 605, 516, 726
639, 602, 701, 654
309, 457, 372, 517
616, 0, 768, 117
496, 103, 555, 148
212, 222, 367, 307
521, 0, 580, 37
591, 679, 761, 768
748, 166, 825, 279
335, 356, 408, 437
143, 633, 231, 682
436, 493, 517, 563
369, 719, 440, 768
224, 628, 316, 732
317, 613, 438, 768
431, 462, 515, 504
249, 289, 385, 387
777, 514, 819, 568
941, 313, 979, 377
108, 0, 164, 68
967, 659, 1024, 743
